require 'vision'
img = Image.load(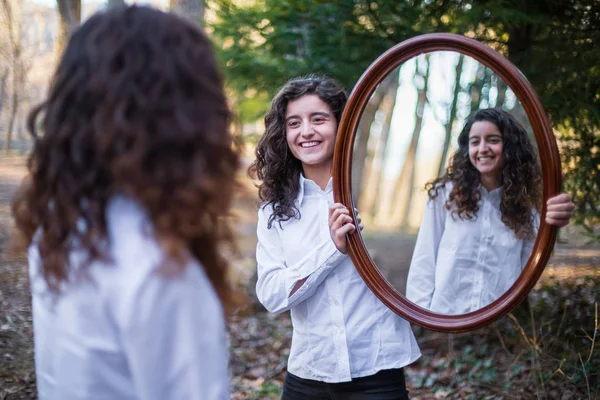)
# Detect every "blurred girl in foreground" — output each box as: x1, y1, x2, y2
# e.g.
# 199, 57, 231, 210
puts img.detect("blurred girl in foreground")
12, 6, 238, 399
